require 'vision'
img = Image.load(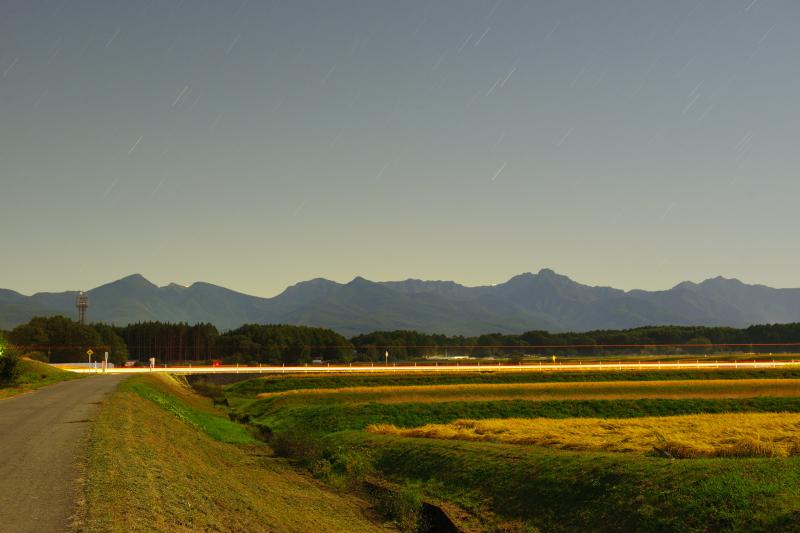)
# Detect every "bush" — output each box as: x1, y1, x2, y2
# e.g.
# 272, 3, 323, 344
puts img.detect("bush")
270, 429, 324, 466
323, 446, 374, 489
374, 481, 426, 532
0, 338, 21, 384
